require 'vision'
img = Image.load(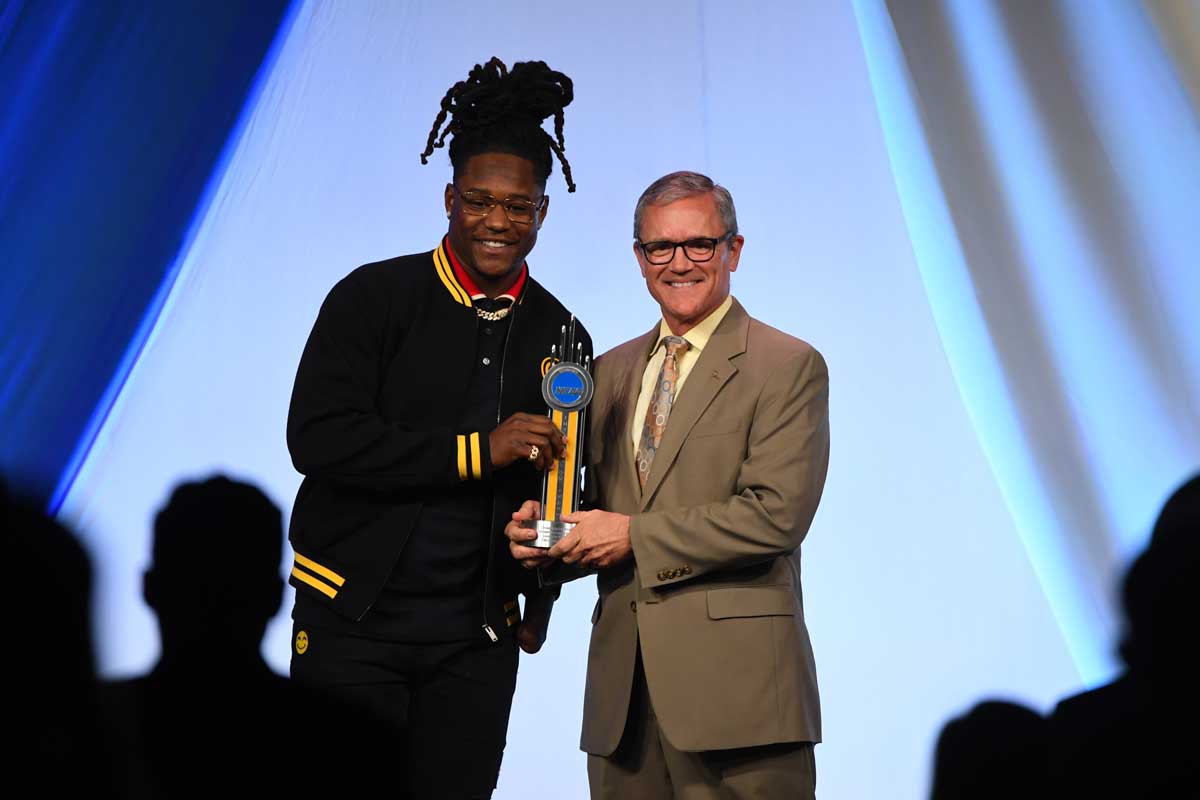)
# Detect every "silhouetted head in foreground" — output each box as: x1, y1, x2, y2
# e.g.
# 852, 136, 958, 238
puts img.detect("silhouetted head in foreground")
7, 493, 95, 684
1046, 471, 1199, 798
931, 700, 1049, 800
144, 475, 283, 672
112, 475, 397, 797
1119, 472, 1199, 685
4, 487, 118, 797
